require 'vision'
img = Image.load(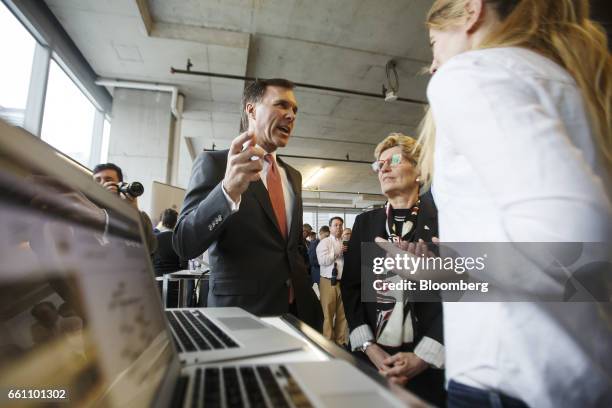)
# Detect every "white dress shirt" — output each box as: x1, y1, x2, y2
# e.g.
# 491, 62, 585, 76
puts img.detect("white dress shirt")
223, 150, 295, 229
316, 235, 343, 279
428, 47, 612, 407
